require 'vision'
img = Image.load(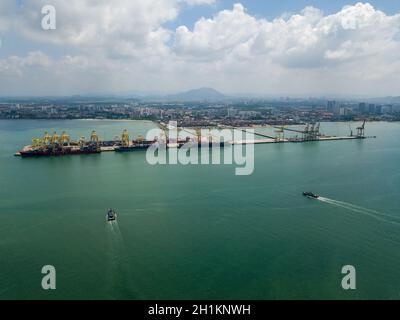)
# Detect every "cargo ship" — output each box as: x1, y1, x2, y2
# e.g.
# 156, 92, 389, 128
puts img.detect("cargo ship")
15, 128, 234, 158
115, 141, 156, 152
17, 145, 101, 158
15, 130, 101, 158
